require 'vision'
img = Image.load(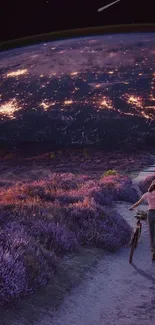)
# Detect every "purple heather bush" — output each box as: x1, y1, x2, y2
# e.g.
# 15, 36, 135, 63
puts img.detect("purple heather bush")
29, 220, 78, 254
99, 175, 139, 203
138, 175, 155, 194
48, 173, 79, 191
90, 186, 113, 206
0, 171, 135, 304
0, 222, 57, 305
54, 198, 132, 250
0, 181, 12, 188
